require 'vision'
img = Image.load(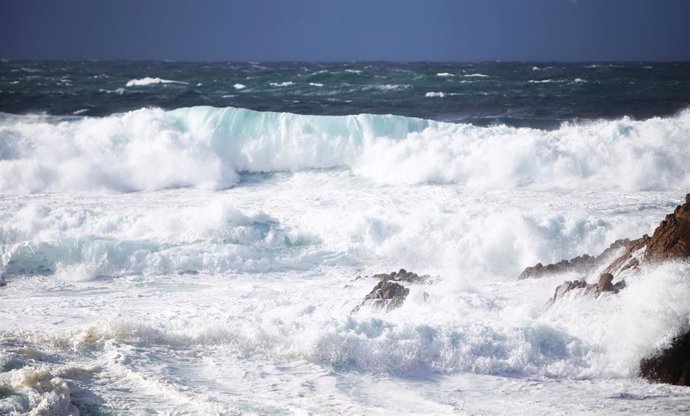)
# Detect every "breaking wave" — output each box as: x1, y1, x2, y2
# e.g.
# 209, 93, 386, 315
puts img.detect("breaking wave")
1, 106, 690, 194
125, 77, 187, 87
